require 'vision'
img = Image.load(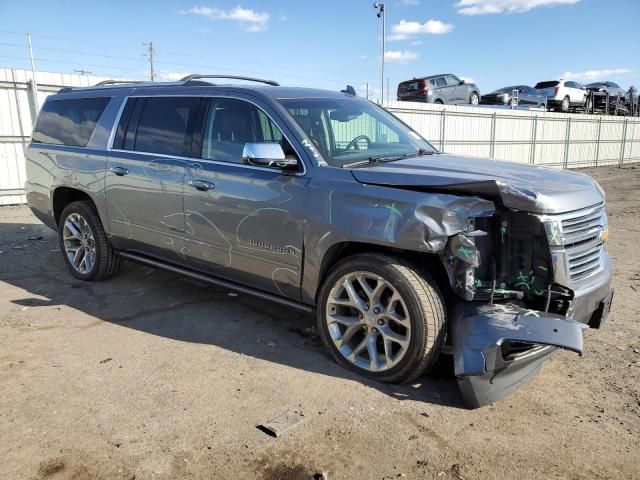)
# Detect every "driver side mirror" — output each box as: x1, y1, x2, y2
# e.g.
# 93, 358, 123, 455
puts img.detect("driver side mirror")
459, 79, 466, 85
242, 143, 298, 171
